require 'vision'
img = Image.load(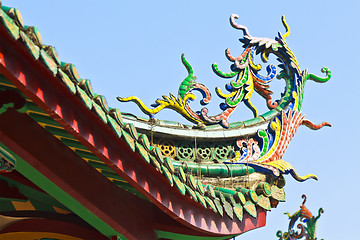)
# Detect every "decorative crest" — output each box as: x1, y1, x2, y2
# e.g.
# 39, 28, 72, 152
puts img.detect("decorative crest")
117, 14, 330, 128
277, 195, 324, 240
117, 14, 332, 182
